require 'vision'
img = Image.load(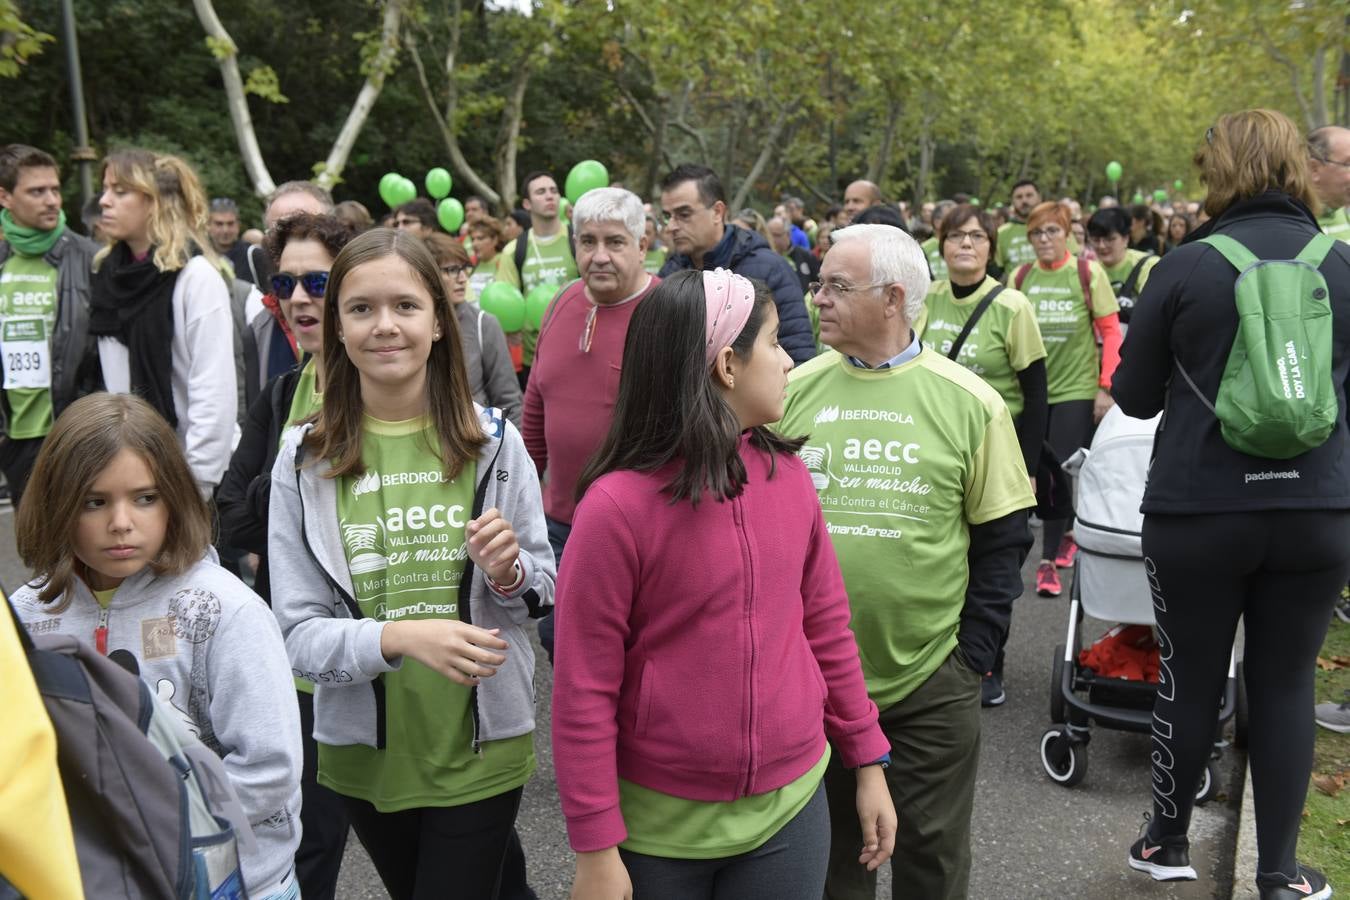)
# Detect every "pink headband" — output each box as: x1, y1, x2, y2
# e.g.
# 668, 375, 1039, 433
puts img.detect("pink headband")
703, 268, 755, 366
